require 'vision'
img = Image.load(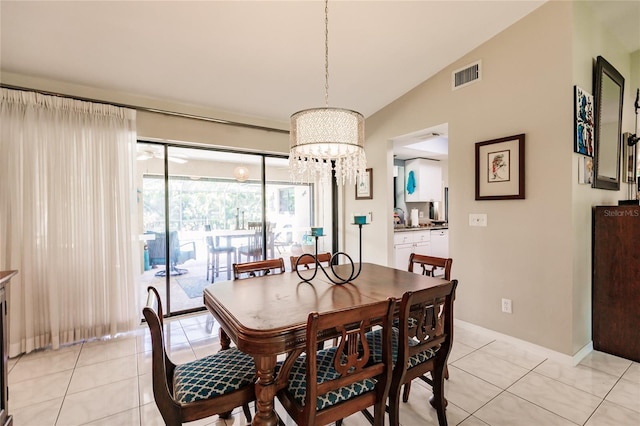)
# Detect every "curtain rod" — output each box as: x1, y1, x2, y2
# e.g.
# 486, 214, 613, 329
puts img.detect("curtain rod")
0, 83, 290, 135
